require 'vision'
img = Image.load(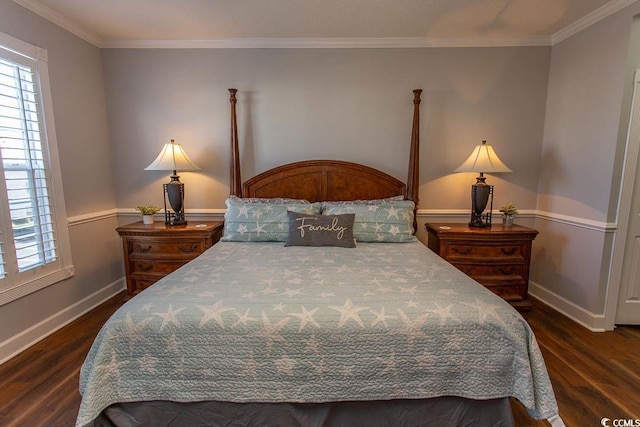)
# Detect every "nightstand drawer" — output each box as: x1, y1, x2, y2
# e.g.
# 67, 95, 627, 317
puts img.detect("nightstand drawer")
443, 243, 526, 260
129, 277, 160, 294
129, 259, 189, 275
117, 221, 224, 297
425, 222, 538, 312
128, 239, 207, 256
451, 263, 525, 279
483, 283, 523, 301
